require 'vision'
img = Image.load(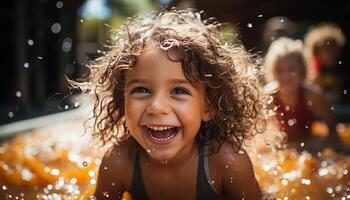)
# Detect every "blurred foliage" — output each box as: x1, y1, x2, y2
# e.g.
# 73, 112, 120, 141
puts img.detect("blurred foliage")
78, 0, 161, 43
